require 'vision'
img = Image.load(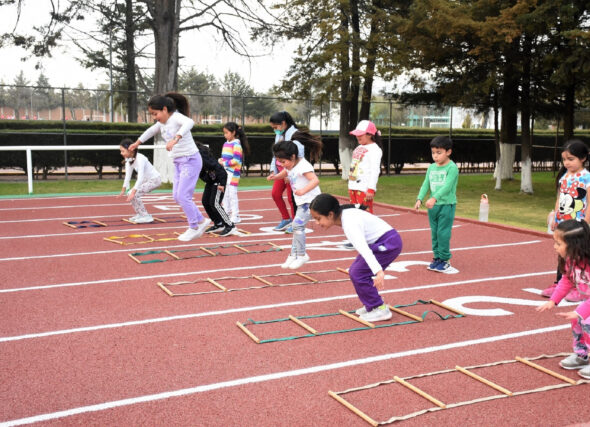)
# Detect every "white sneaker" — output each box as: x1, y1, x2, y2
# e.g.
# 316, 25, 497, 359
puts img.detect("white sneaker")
129, 215, 140, 222
360, 305, 392, 322
232, 216, 241, 224
355, 306, 368, 316
134, 215, 153, 223
177, 219, 211, 242
289, 254, 310, 270
281, 255, 297, 269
